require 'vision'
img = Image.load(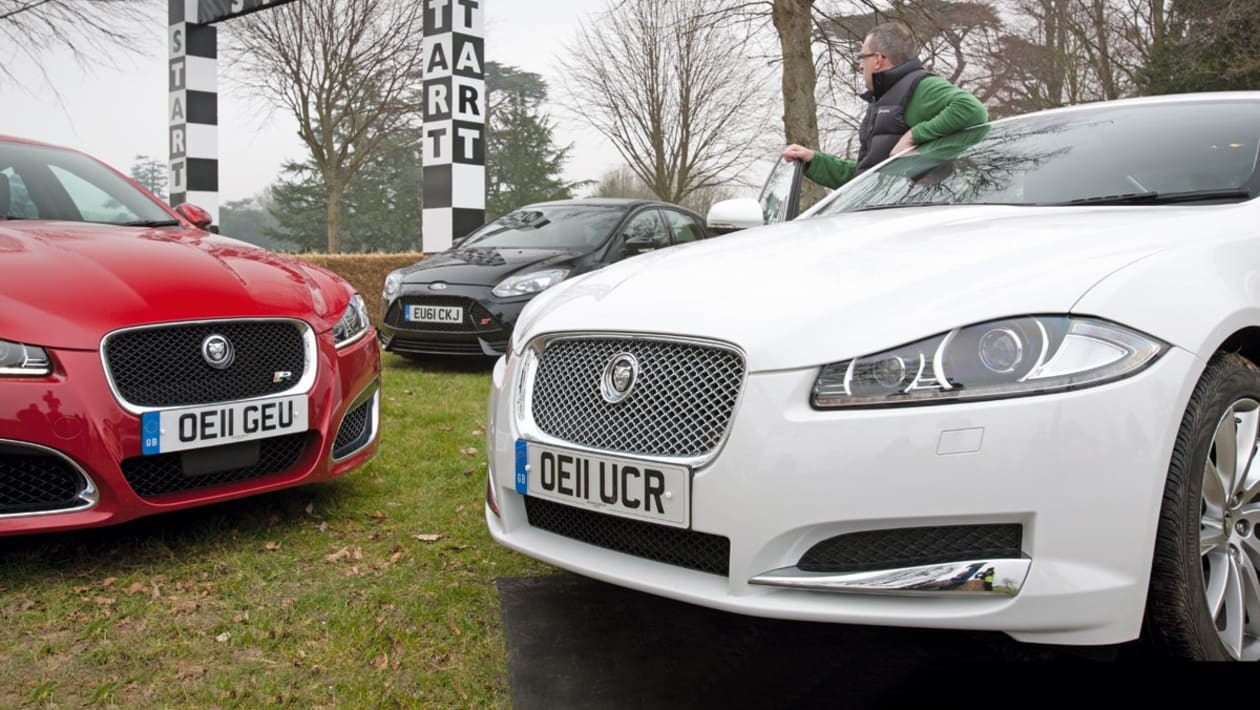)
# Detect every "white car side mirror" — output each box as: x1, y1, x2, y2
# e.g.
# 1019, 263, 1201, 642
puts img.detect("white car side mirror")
706, 198, 764, 234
